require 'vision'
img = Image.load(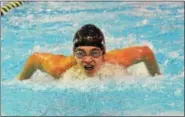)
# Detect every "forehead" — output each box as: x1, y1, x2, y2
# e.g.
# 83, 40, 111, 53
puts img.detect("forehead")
76, 46, 100, 51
